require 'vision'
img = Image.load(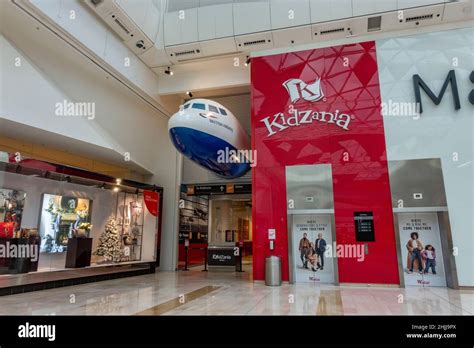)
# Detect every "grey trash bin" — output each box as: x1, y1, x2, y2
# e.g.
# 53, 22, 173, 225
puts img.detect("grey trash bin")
265, 256, 282, 286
